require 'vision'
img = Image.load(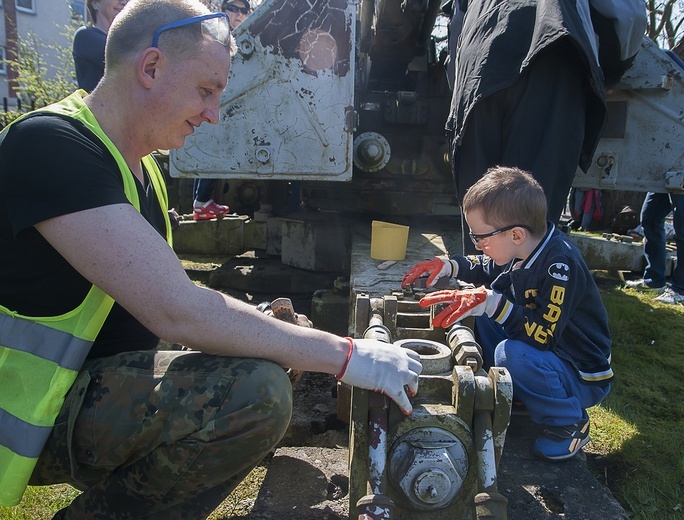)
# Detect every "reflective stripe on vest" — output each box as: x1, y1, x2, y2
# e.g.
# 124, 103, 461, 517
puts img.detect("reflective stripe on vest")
0, 90, 172, 506
0, 410, 53, 459
0, 313, 92, 370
